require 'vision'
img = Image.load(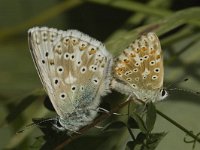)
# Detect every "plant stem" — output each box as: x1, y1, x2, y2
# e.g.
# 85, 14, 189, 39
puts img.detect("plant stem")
156, 109, 200, 143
